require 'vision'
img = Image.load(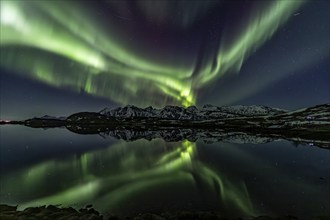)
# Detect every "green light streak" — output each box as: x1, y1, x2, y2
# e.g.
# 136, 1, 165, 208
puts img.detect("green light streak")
0, 0, 194, 106
20, 181, 100, 210
196, 0, 307, 86
0, 2, 106, 69
0, 0, 305, 107
1, 140, 253, 215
